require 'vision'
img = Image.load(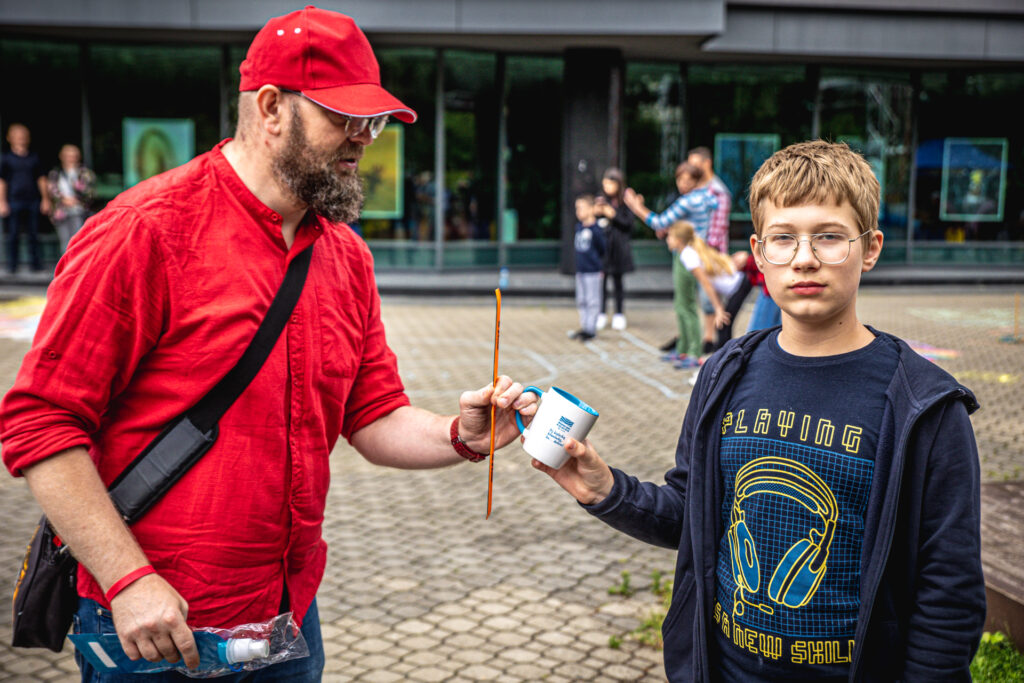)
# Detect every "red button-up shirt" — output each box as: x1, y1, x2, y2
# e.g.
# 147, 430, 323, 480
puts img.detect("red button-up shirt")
0, 141, 409, 628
